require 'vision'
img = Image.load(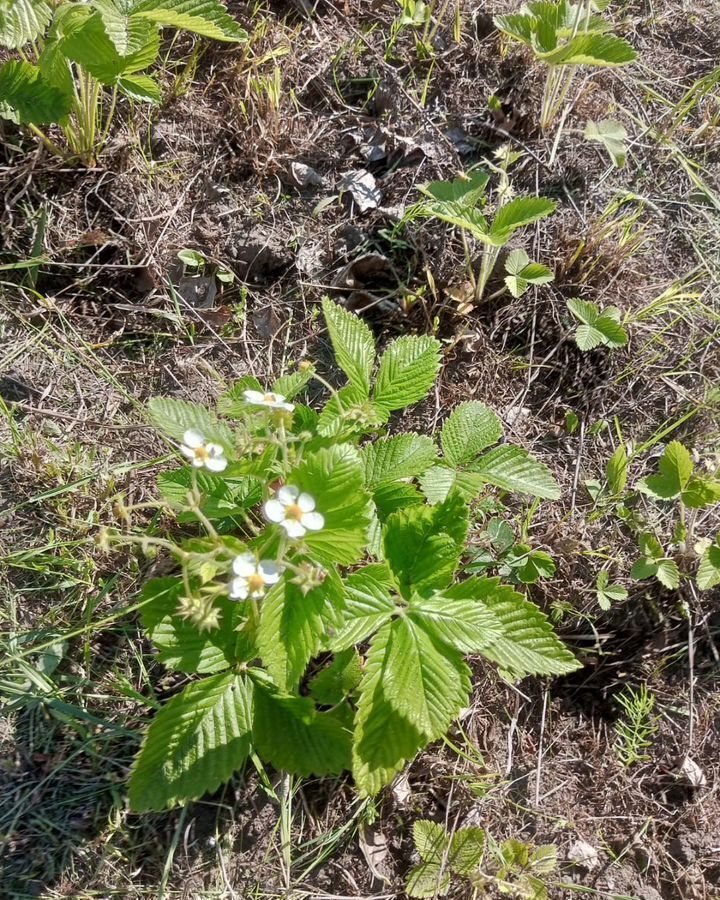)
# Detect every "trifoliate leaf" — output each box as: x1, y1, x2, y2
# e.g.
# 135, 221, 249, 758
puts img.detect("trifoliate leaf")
62, 13, 160, 84
290, 444, 373, 566
584, 119, 627, 167
374, 335, 441, 413
139, 577, 240, 674
362, 433, 438, 489
129, 672, 253, 811
499, 545, 556, 584
595, 569, 628, 610
470, 444, 560, 499
504, 249, 554, 297
252, 683, 351, 776
321, 298, 376, 395
448, 827, 486, 875
441, 401, 503, 467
